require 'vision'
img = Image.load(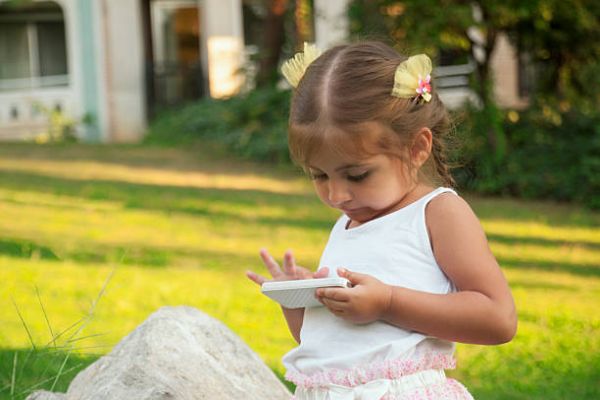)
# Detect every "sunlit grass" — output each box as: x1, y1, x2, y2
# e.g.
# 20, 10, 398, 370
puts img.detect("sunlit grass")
0, 157, 308, 195
482, 219, 600, 243
1, 260, 293, 366
491, 241, 599, 268
0, 143, 598, 399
